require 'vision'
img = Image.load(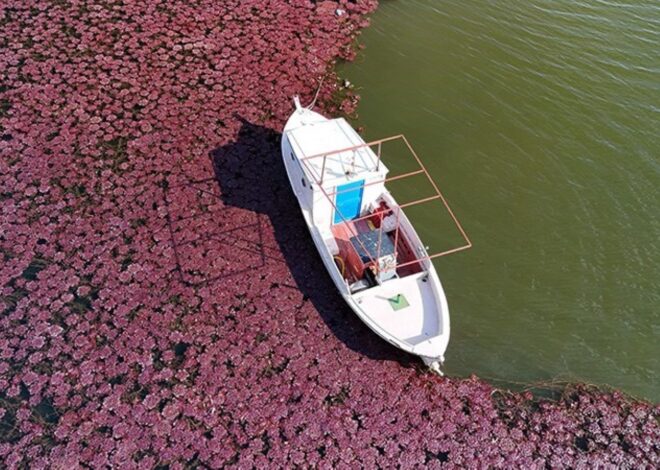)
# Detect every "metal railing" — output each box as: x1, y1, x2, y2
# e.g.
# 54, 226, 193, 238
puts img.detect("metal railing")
291, 134, 472, 276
